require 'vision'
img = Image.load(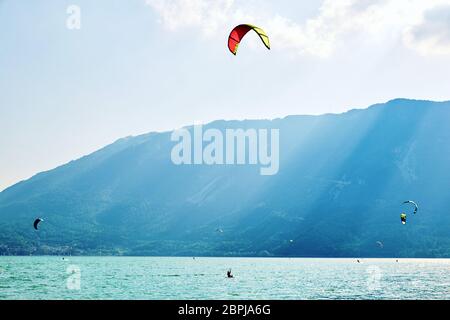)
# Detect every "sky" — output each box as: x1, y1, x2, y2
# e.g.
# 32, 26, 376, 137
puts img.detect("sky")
1, 0, 450, 191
